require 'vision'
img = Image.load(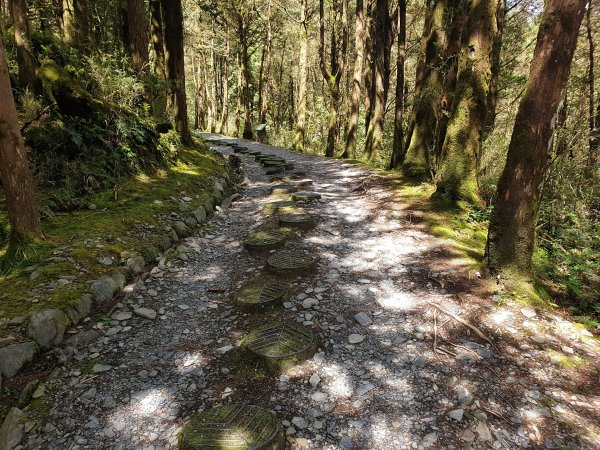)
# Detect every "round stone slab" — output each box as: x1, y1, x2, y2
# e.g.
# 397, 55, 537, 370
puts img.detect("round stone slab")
271, 184, 298, 195
264, 201, 297, 214
262, 159, 288, 168
246, 322, 317, 371
244, 230, 287, 251
291, 191, 321, 202
278, 213, 316, 230
179, 404, 285, 450
267, 250, 316, 276
236, 282, 288, 310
